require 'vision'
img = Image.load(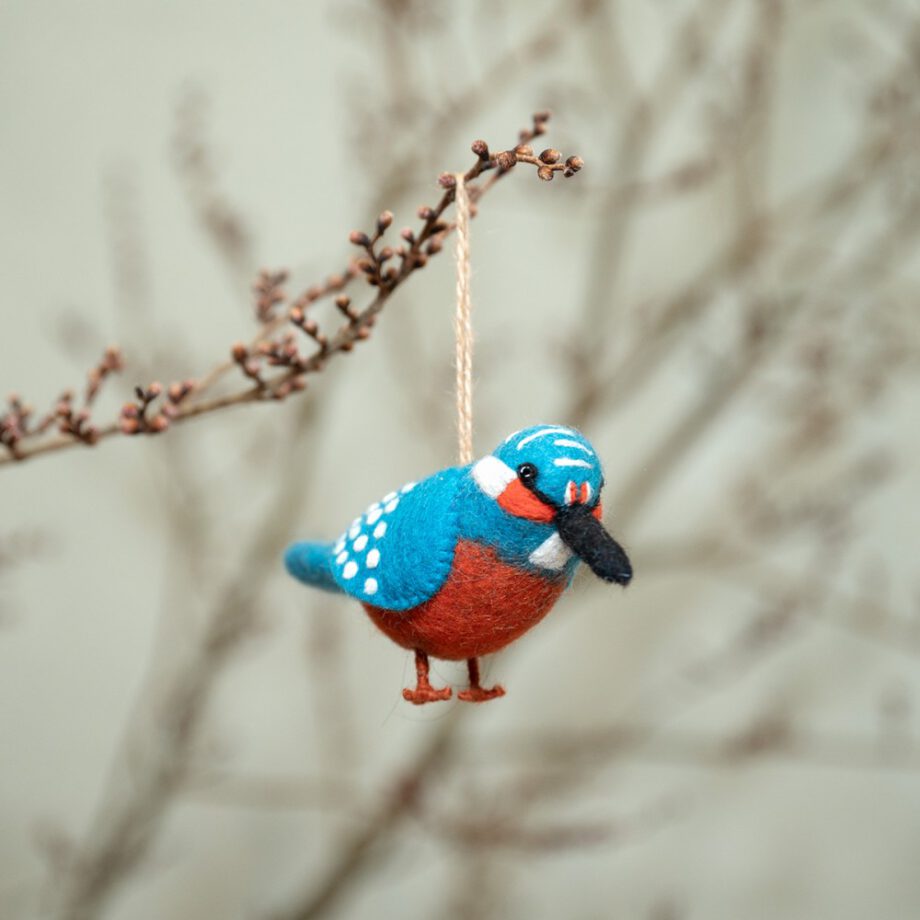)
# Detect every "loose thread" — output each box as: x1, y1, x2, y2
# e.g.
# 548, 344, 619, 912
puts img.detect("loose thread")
454, 174, 474, 465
